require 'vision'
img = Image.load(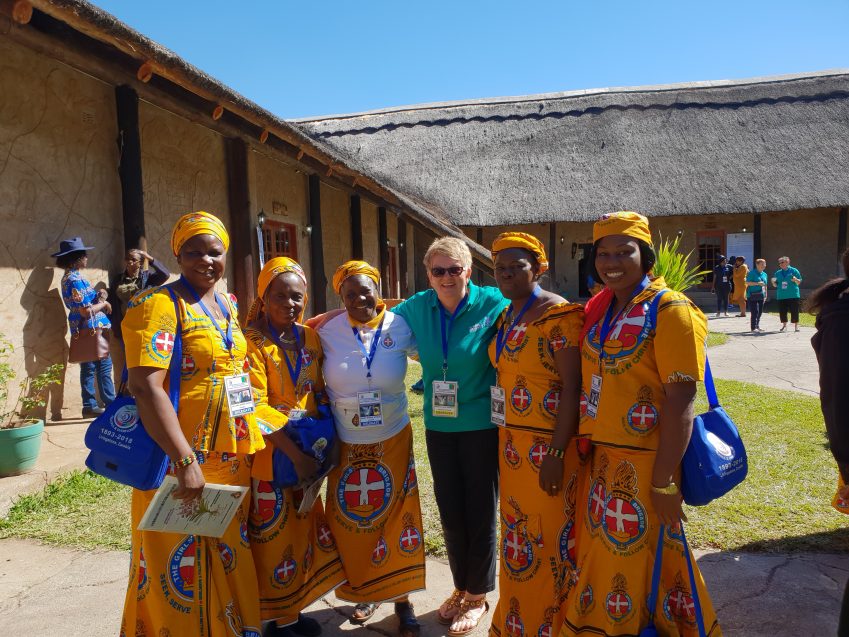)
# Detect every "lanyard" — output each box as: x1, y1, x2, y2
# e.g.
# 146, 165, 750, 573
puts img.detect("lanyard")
439, 295, 469, 379
495, 286, 540, 364
179, 275, 234, 354
352, 316, 385, 380
266, 317, 302, 387
597, 276, 650, 365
